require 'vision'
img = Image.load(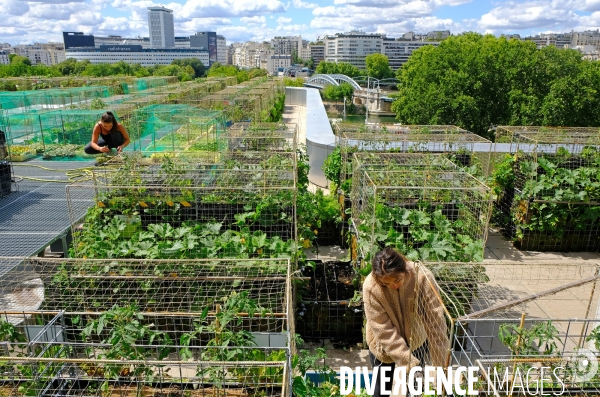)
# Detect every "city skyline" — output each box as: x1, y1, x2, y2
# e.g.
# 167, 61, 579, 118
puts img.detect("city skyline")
2, 0, 600, 46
